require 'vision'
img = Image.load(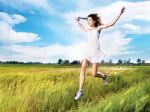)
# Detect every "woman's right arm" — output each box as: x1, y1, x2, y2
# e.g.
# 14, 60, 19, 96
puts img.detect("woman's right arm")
76, 17, 89, 32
